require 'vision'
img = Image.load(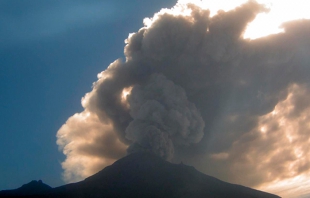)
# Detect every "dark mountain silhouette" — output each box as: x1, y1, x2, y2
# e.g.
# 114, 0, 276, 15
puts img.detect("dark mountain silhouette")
0, 152, 280, 198
0, 180, 51, 197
